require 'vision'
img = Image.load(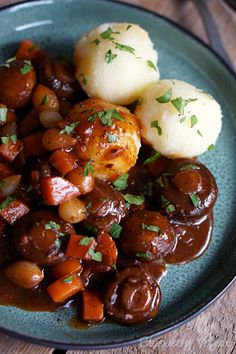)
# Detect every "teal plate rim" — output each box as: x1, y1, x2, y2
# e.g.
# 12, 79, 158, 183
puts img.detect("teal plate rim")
0, 0, 235, 350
